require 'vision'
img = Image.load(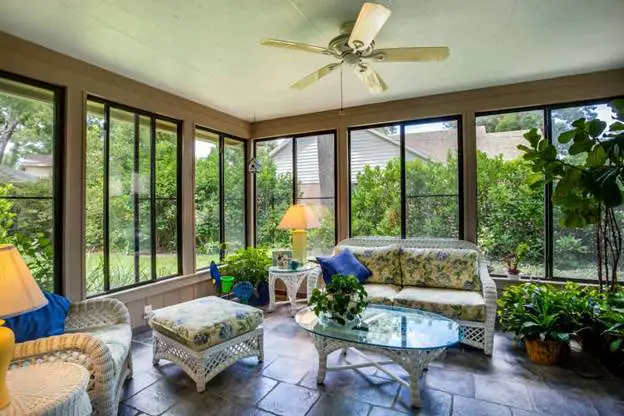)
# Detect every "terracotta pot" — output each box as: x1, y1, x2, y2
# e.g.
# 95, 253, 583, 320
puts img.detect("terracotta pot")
525, 338, 568, 365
